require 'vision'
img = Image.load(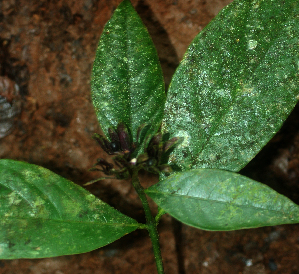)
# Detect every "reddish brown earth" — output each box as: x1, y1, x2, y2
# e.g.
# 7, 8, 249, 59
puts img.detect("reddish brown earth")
1, 0, 299, 273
